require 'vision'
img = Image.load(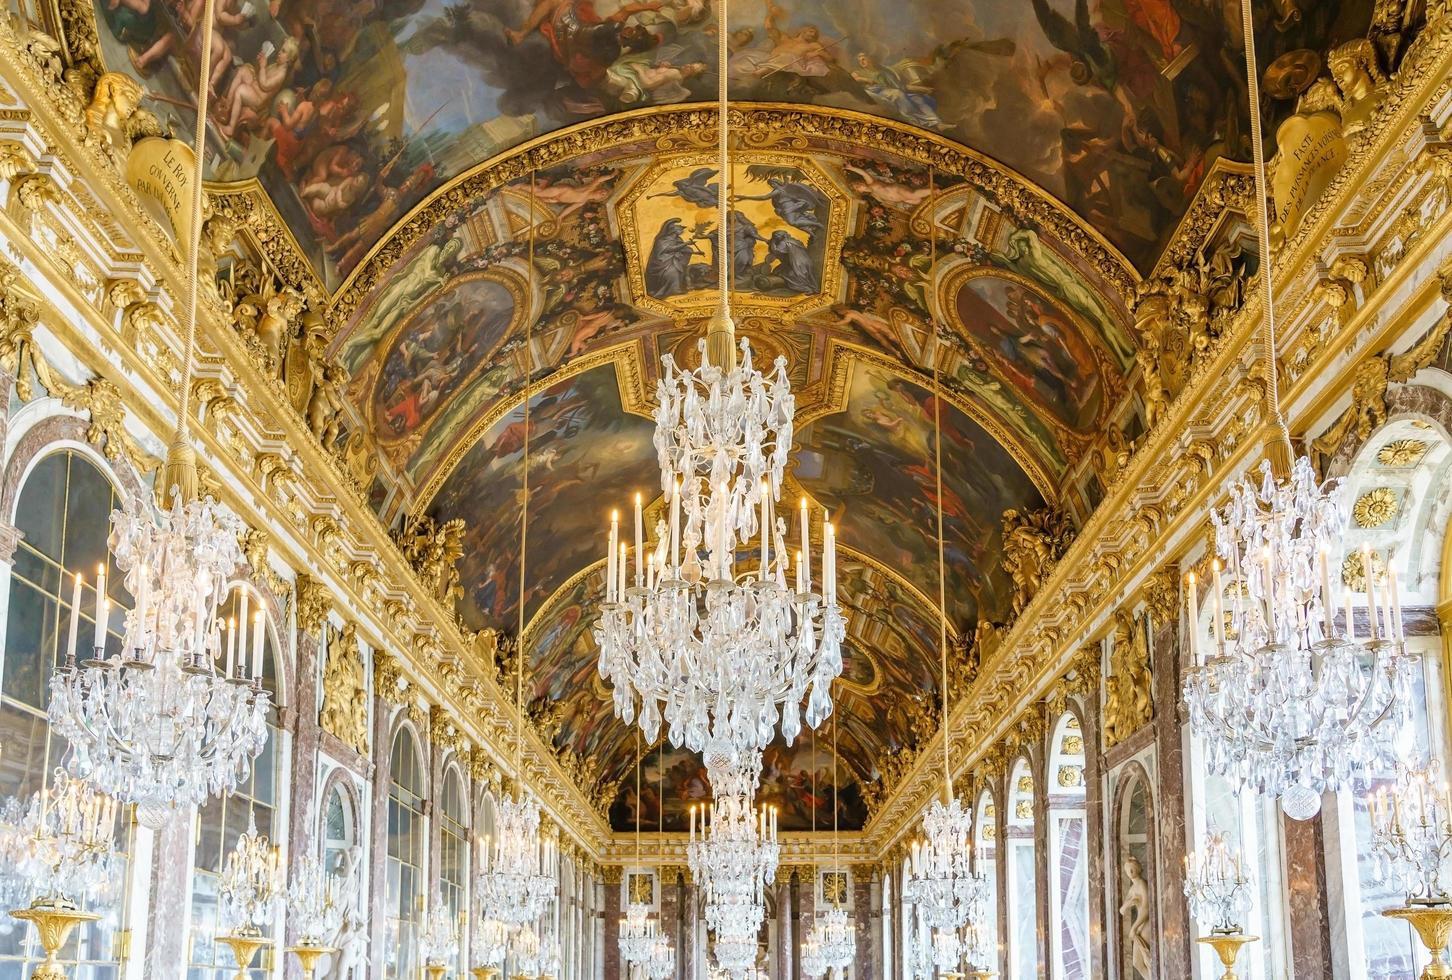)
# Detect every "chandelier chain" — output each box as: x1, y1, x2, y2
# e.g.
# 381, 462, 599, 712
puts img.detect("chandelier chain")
1237, 0, 1292, 464
173, 0, 215, 439
929, 165, 950, 798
